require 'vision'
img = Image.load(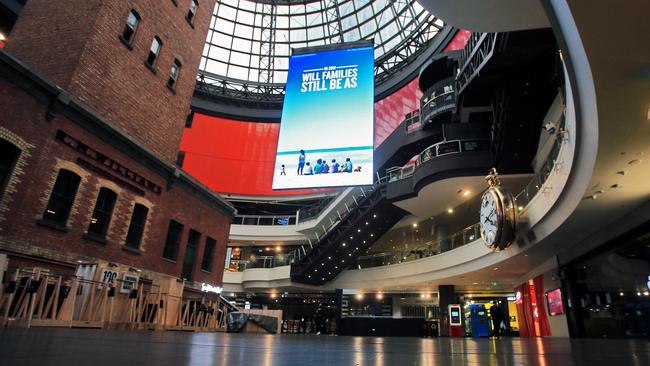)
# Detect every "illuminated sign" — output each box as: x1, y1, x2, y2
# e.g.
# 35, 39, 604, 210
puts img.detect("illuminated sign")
201, 283, 223, 294
272, 43, 374, 189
